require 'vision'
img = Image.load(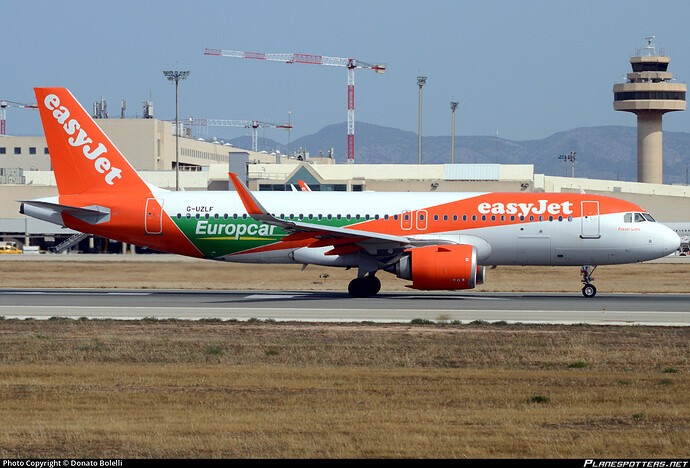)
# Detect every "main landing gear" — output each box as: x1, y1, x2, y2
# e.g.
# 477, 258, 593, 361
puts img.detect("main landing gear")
348, 274, 381, 298
580, 265, 597, 298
